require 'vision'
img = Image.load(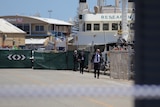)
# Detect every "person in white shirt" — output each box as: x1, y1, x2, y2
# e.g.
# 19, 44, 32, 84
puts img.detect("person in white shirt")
91, 48, 102, 79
